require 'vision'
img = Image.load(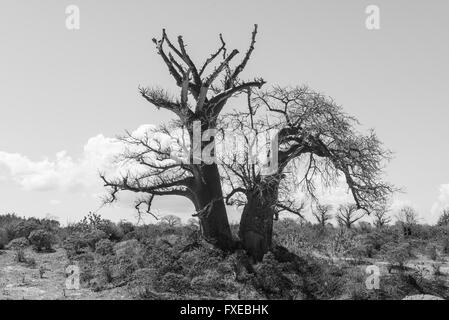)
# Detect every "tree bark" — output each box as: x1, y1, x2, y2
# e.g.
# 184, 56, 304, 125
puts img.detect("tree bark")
238, 177, 279, 261
196, 163, 234, 251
